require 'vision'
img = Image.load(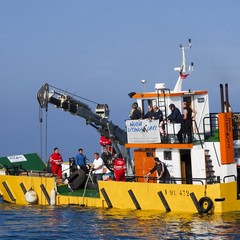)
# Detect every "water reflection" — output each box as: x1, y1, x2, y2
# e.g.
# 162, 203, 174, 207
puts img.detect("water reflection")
0, 203, 239, 239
